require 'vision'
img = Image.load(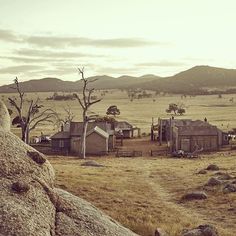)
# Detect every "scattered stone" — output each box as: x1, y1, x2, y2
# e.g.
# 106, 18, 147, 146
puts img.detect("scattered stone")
197, 169, 207, 174
27, 151, 46, 164
182, 224, 218, 236
215, 172, 233, 180
206, 177, 222, 186
181, 191, 207, 201
206, 164, 219, 171
223, 184, 236, 194
81, 160, 104, 167
11, 181, 30, 193
154, 228, 169, 236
